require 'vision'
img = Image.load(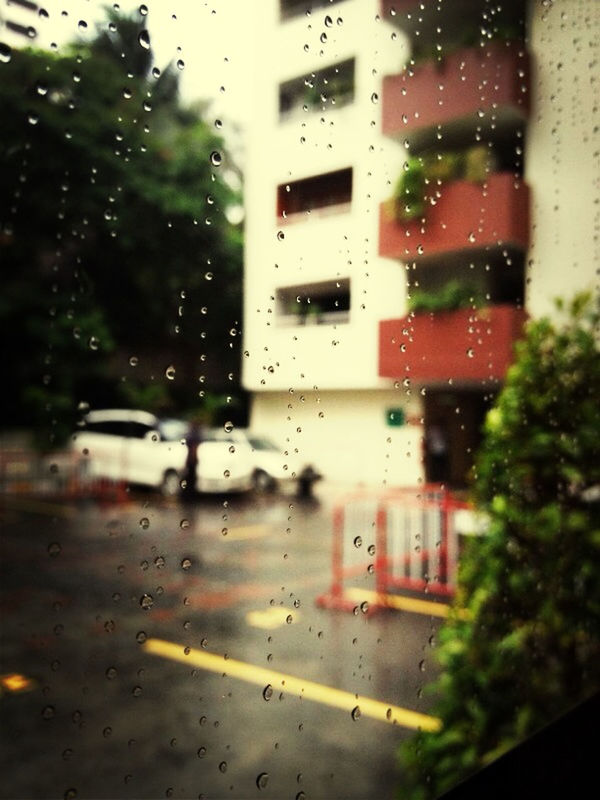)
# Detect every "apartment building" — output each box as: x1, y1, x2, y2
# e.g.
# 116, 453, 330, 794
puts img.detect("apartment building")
242, 0, 598, 488
0, 0, 38, 50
